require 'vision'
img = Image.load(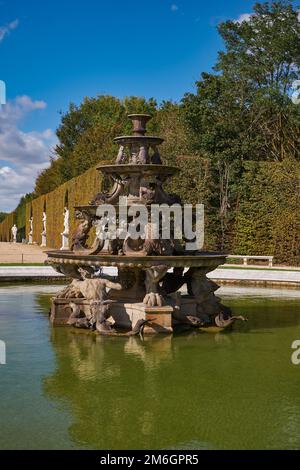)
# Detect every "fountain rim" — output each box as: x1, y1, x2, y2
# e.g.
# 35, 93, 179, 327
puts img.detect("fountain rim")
127, 113, 152, 118
113, 135, 164, 144
46, 251, 227, 269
